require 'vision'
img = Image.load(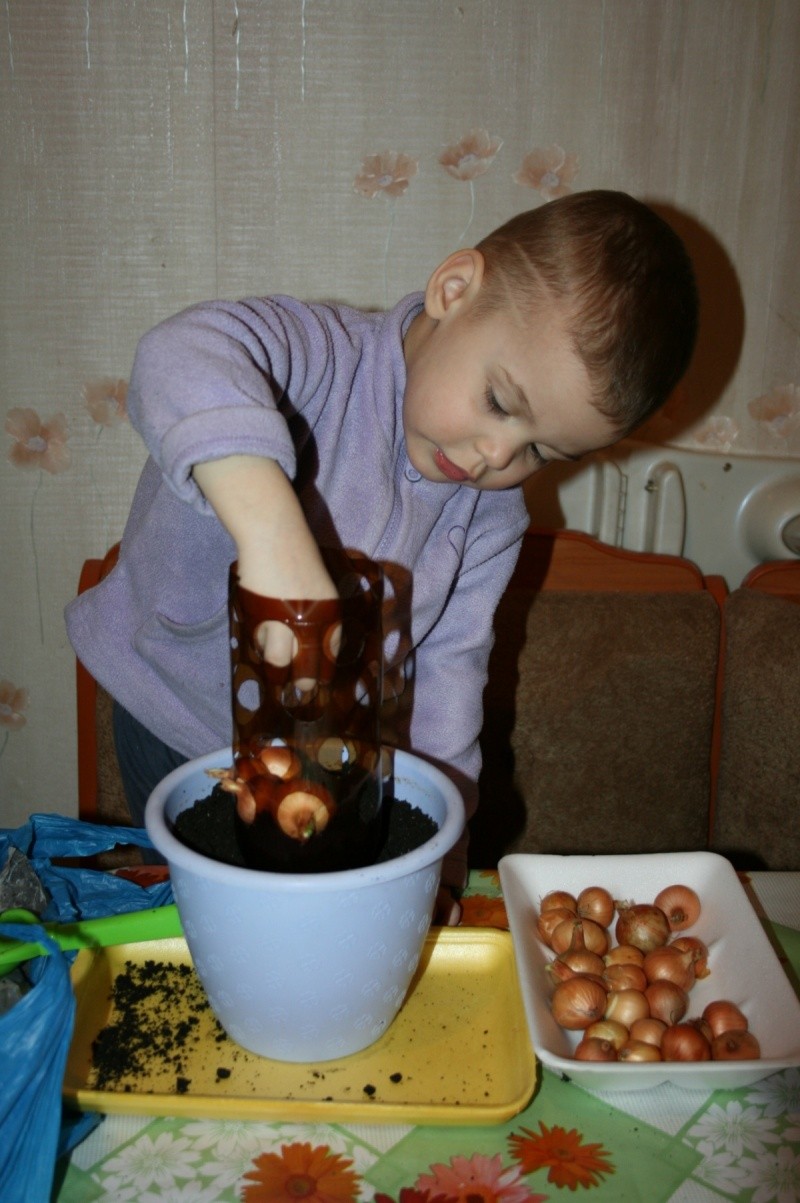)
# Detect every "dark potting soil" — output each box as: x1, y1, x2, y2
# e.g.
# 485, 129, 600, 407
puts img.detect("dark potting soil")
89, 956, 409, 1096
90, 959, 215, 1091
173, 783, 438, 869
